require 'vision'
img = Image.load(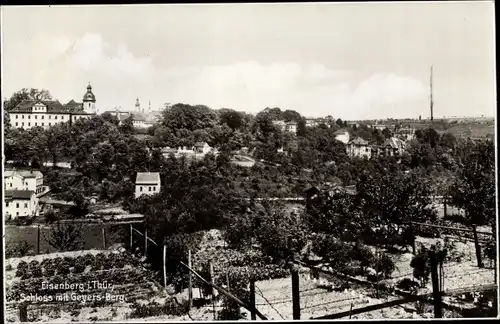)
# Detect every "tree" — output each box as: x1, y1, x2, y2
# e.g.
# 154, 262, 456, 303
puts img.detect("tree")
47, 221, 83, 252
335, 118, 344, 128
449, 140, 495, 227
219, 109, 244, 130
3, 88, 53, 112
449, 140, 495, 268
120, 115, 135, 134
382, 128, 393, 139
283, 110, 302, 123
